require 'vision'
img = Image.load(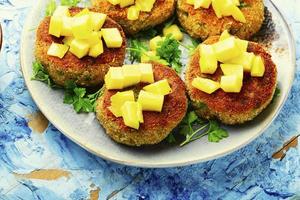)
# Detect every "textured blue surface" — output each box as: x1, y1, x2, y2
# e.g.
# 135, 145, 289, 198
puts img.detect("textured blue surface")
0, 0, 300, 199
